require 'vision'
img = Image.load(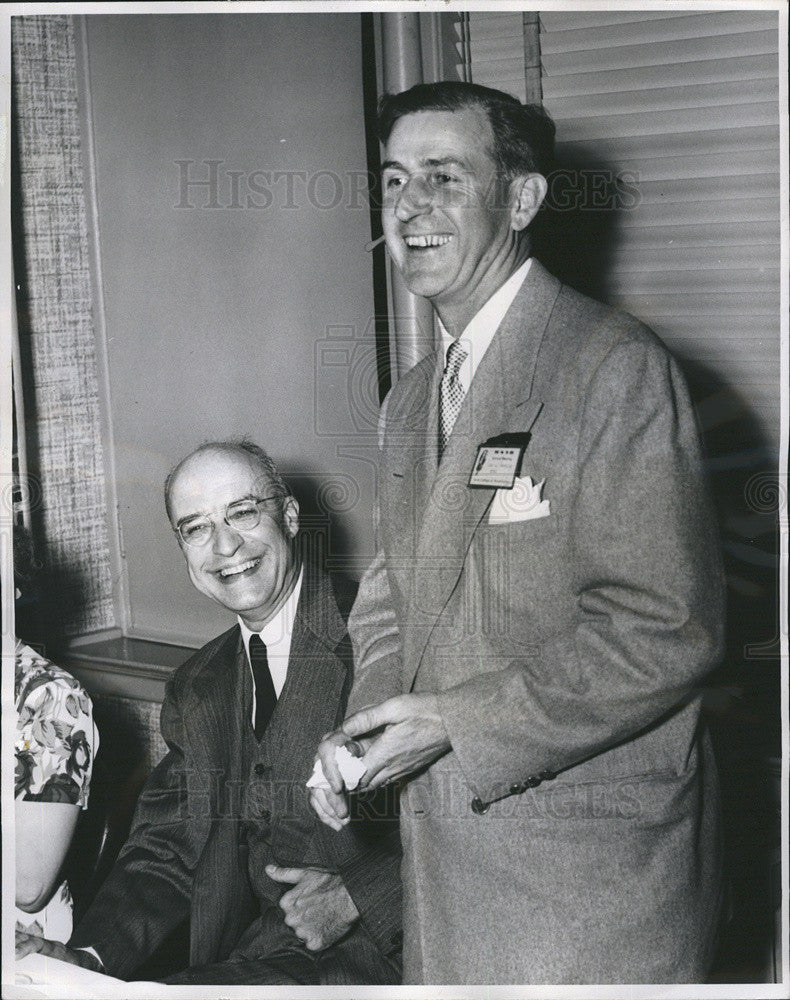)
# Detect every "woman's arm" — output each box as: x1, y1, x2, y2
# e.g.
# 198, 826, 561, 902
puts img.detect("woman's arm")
15, 800, 80, 912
